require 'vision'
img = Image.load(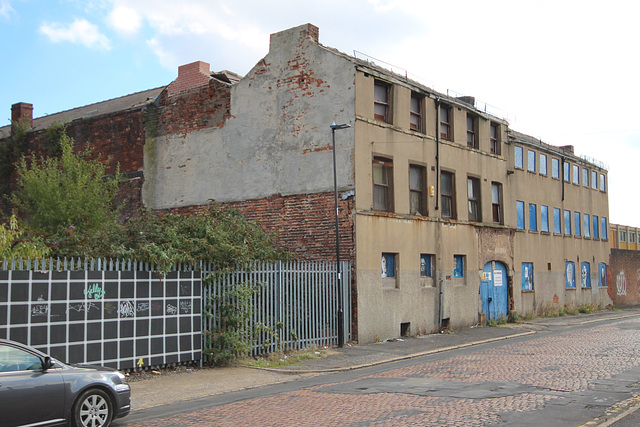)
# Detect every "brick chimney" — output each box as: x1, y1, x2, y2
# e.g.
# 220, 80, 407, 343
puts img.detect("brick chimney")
11, 102, 33, 133
167, 61, 211, 96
